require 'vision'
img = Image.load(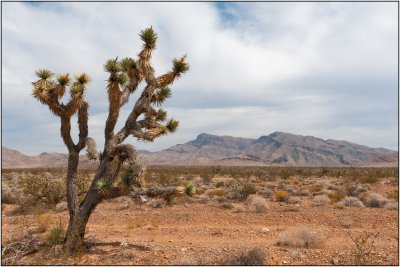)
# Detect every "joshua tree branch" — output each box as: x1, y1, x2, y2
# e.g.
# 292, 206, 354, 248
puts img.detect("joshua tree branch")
76, 101, 89, 151
60, 116, 76, 151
